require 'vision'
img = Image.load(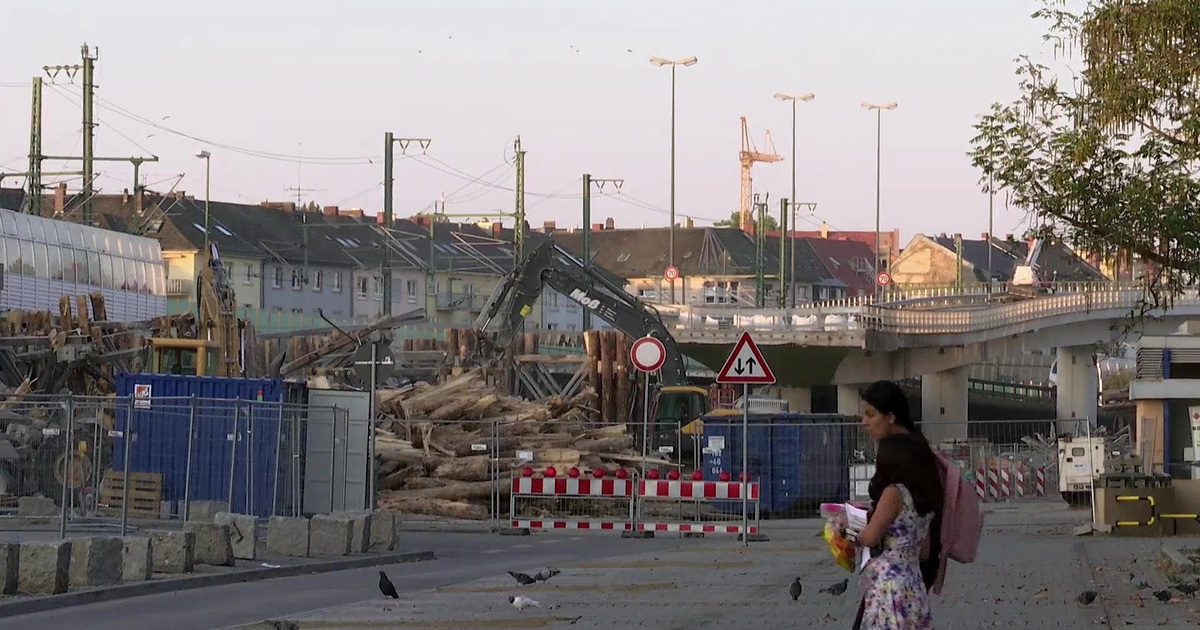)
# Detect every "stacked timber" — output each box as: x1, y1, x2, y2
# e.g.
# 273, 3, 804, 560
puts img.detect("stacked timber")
584, 330, 635, 424
373, 367, 669, 521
